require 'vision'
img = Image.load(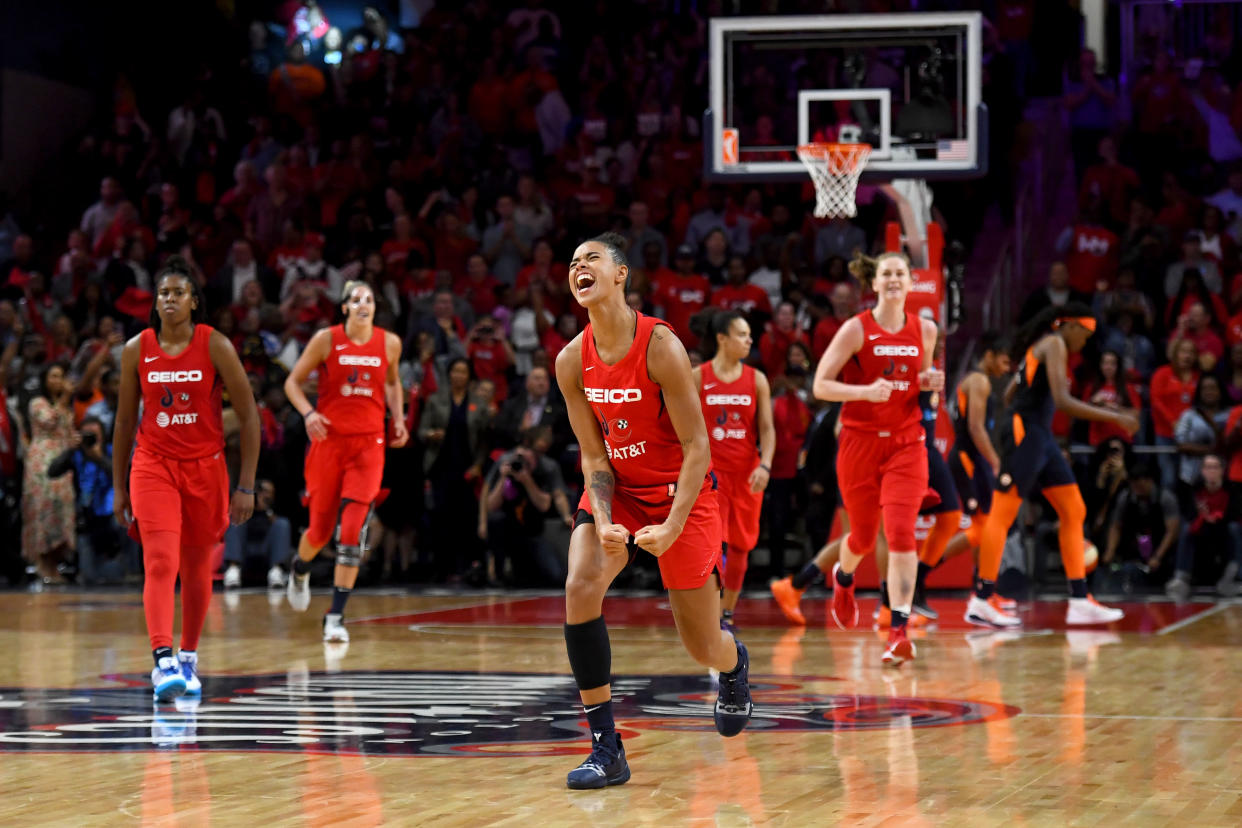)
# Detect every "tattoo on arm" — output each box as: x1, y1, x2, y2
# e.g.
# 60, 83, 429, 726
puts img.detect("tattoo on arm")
588, 470, 614, 524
